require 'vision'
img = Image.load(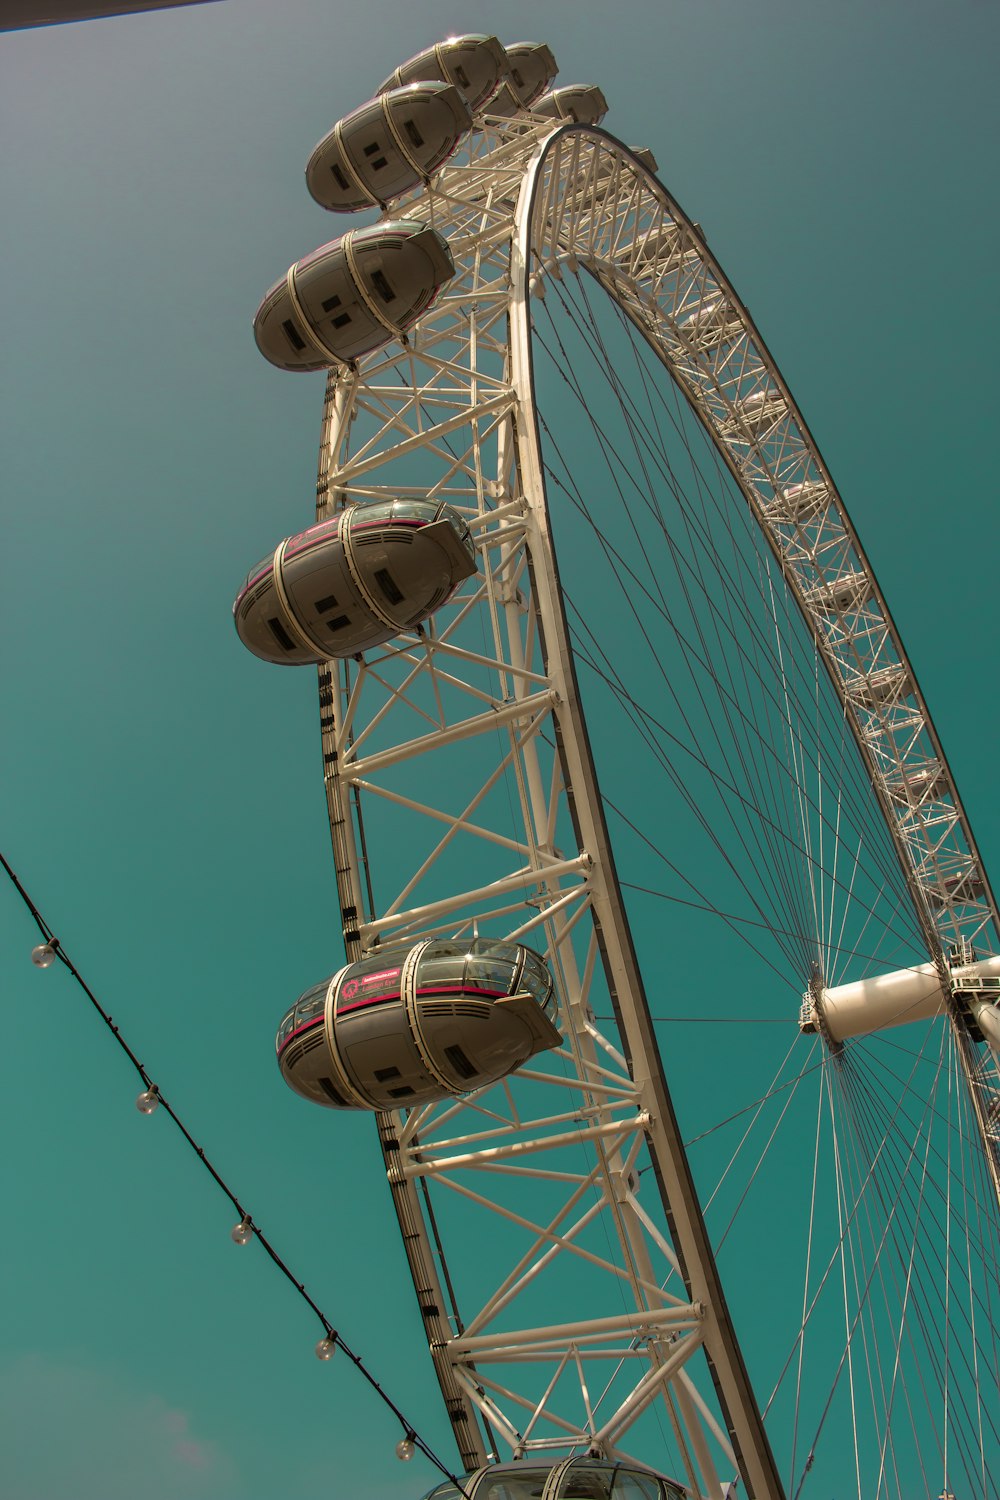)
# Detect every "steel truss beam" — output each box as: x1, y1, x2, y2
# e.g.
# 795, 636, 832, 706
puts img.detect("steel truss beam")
307, 109, 1000, 1493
